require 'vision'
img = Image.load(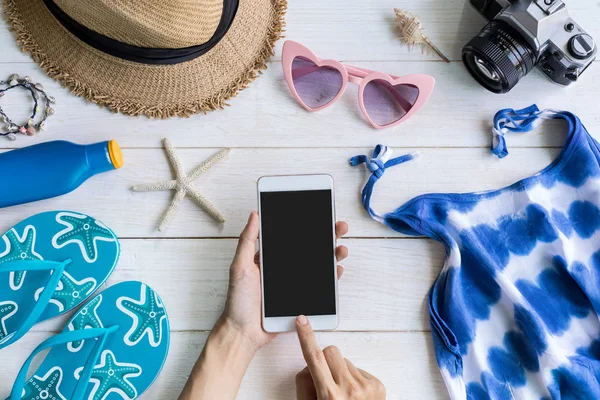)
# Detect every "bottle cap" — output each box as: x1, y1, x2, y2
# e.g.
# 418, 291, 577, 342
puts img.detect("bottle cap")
108, 140, 124, 169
